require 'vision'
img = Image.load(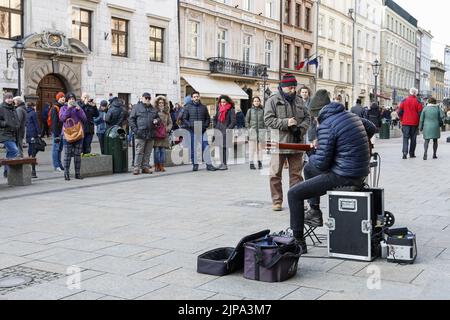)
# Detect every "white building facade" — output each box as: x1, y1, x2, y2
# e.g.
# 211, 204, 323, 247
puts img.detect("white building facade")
444, 46, 450, 98
354, 0, 382, 106
317, 0, 354, 109
0, 0, 180, 119
380, 0, 418, 106
418, 28, 433, 99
